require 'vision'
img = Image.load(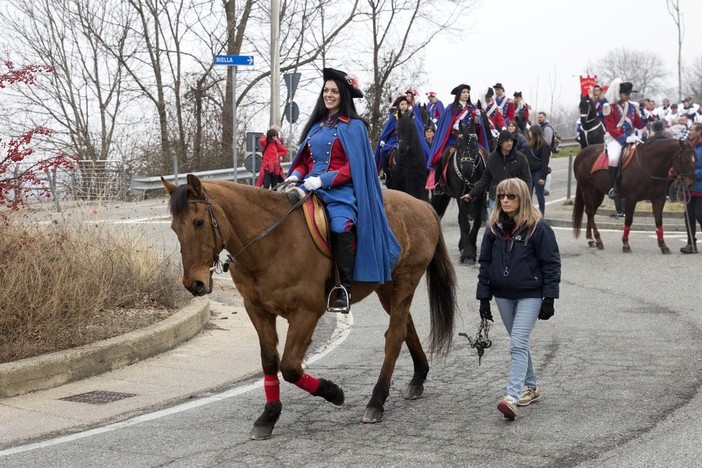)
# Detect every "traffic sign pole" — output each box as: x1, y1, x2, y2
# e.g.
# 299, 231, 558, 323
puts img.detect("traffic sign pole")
215, 55, 255, 183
